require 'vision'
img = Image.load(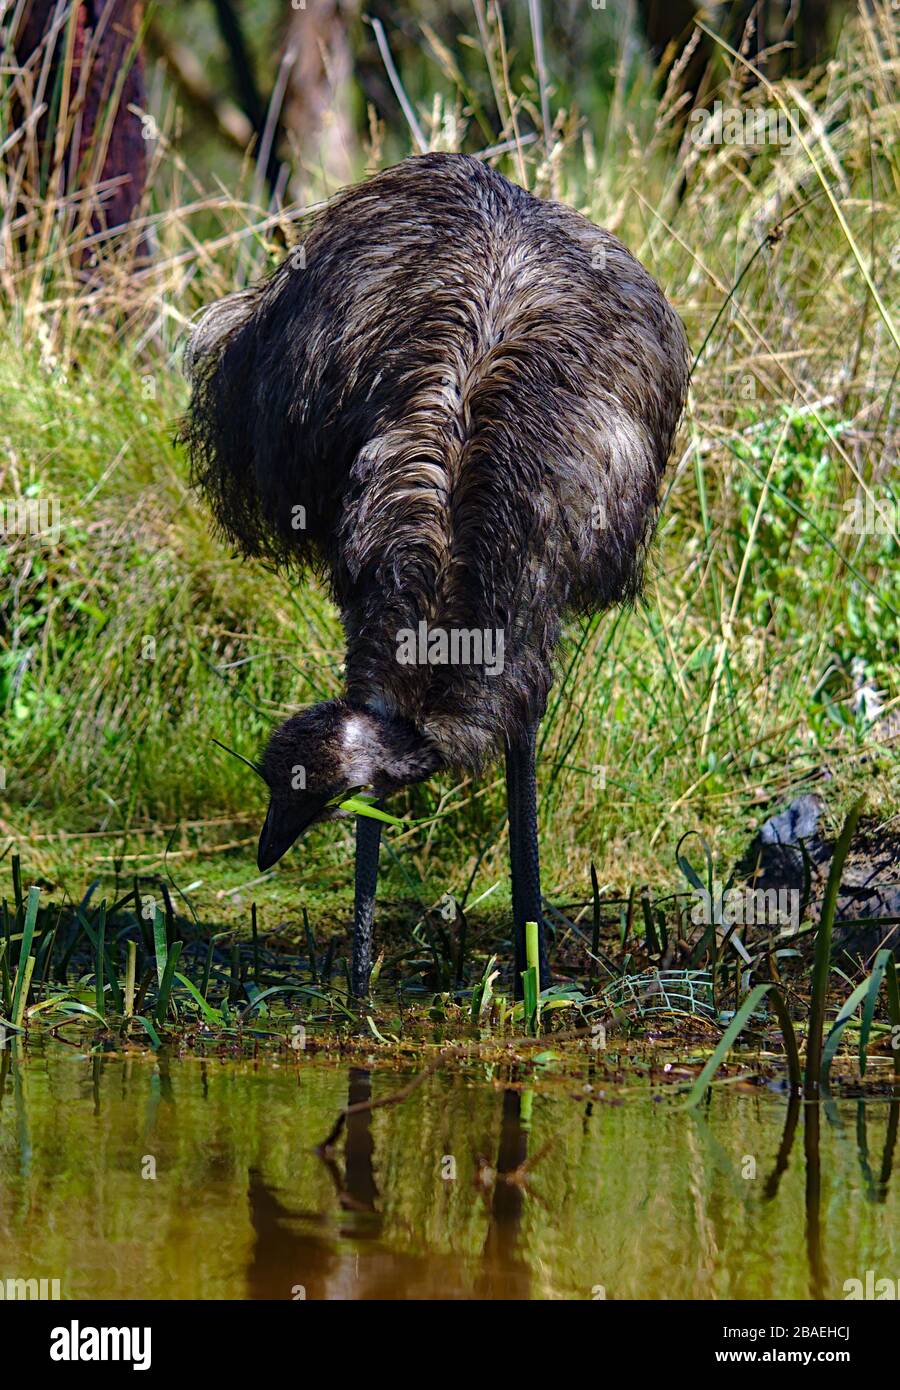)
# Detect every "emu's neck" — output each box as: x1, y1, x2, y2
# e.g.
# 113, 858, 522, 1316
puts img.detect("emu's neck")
344, 622, 555, 775
341, 702, 444, 789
